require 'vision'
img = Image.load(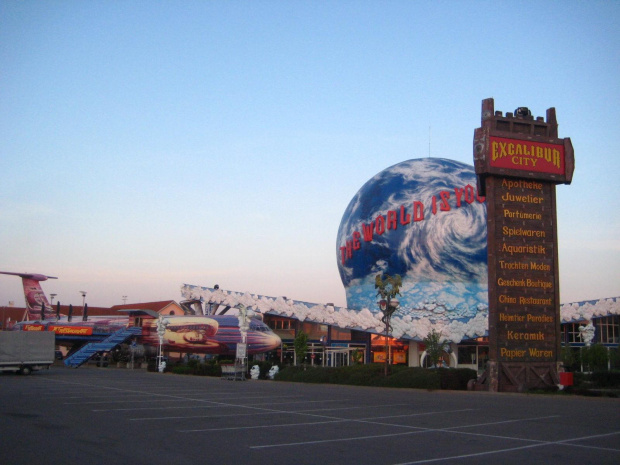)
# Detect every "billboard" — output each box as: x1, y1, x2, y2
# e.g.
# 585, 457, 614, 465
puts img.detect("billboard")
473, 98, 574, 392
